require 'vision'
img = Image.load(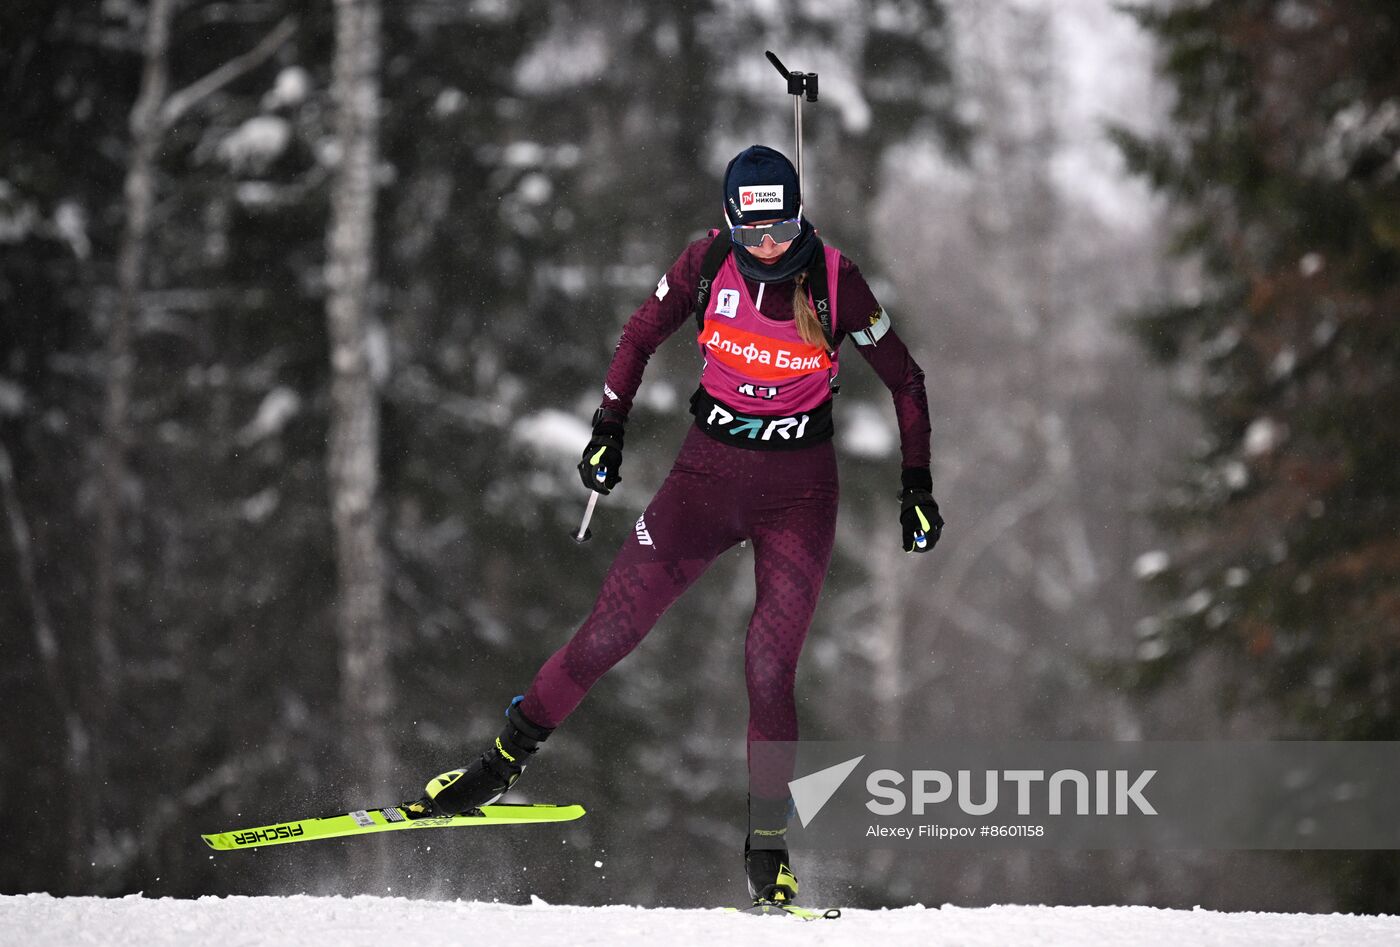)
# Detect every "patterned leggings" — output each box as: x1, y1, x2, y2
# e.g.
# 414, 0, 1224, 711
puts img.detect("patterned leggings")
519, 424, 838, 798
